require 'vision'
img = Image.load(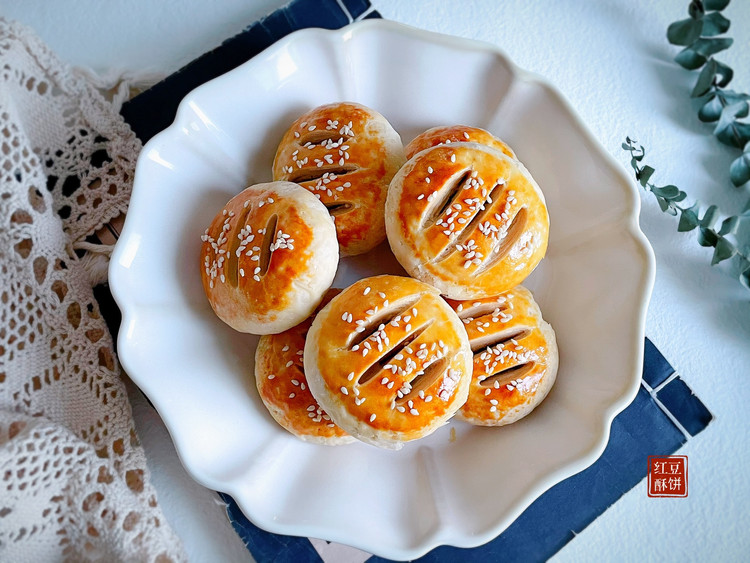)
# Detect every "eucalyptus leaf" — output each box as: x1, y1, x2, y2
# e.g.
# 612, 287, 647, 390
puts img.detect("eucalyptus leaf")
691, 37, 733, 57
700, 204, 719, 228
730, 151, 750, 186
740, 267, 750, 289
675, 47, 706, 70
638, 165, 655, 186
712, 236, 736, 264
701, 11, 731, 36
712, 60, 734, 87
651, 184, 682, 199
698, 226, 719, 247
688, 0, 705, 19
714, 101, 750, 148
667, 17, 703, 45
698, 94, 723, 122
678, 204, 701, 231
691, 58, 718, 97
720, 90, 750, 105
703, 0, 731, 10
718, 215, 740, 235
